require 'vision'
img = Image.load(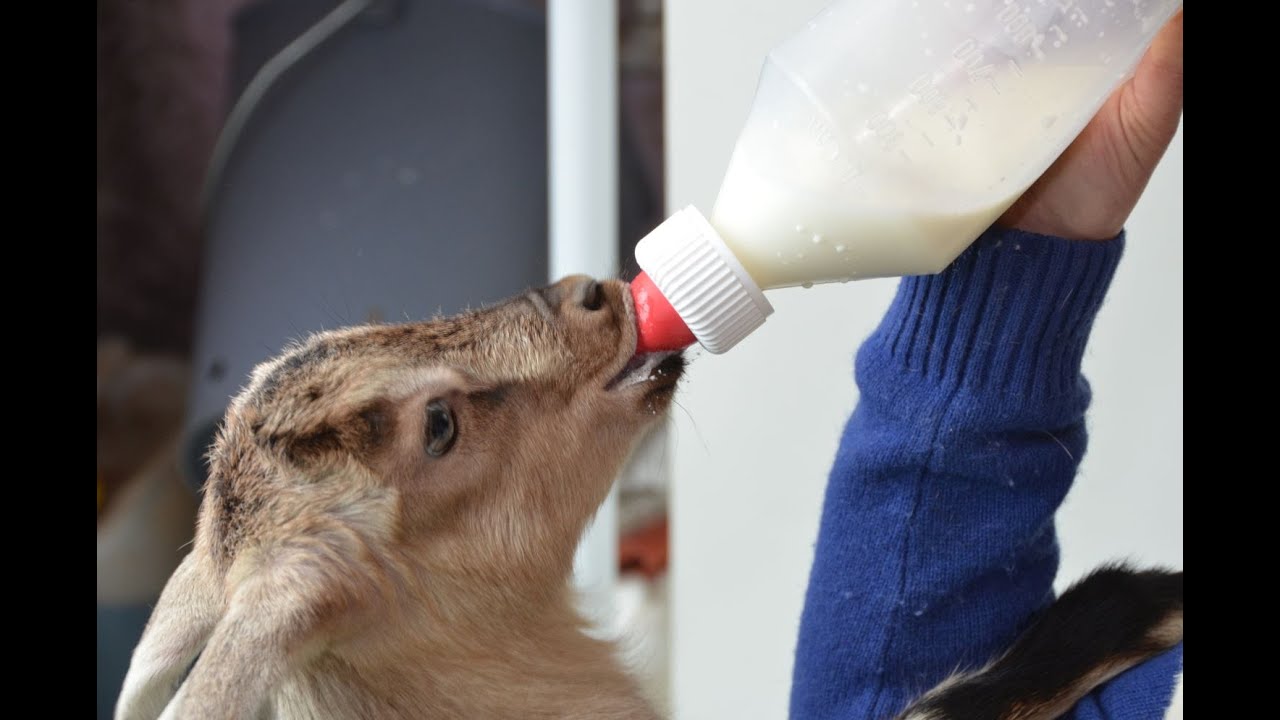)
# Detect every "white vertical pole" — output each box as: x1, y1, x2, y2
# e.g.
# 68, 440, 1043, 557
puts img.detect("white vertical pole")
548, 0, 620, 633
